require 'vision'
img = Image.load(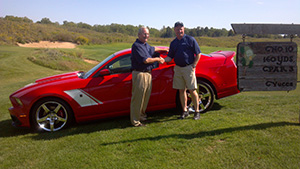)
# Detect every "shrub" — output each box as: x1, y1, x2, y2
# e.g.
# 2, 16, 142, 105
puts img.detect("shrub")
75, 36, 89, 45
28, 48, 92, 71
